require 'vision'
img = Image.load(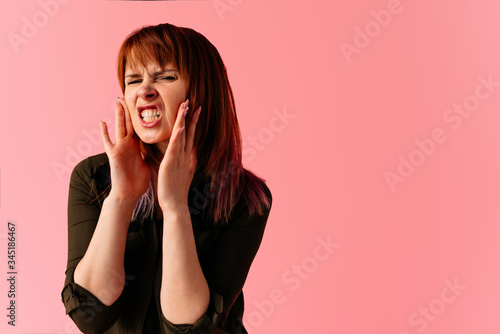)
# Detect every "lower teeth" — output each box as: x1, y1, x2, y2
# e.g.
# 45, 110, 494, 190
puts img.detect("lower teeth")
143, 116, 159, 122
